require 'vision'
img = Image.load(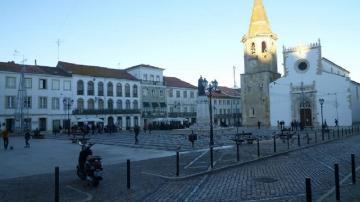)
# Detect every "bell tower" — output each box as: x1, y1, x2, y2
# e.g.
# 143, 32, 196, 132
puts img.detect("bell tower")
241, 0, 280, 127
